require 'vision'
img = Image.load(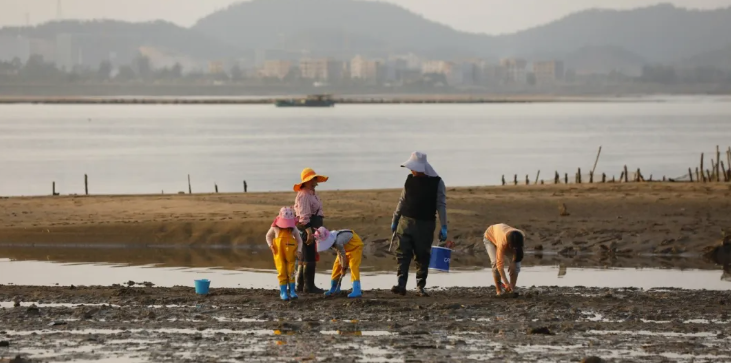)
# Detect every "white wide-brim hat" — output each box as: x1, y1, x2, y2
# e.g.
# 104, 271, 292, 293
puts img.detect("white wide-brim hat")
315, 227, 336, 252
401, 151, 438, 177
